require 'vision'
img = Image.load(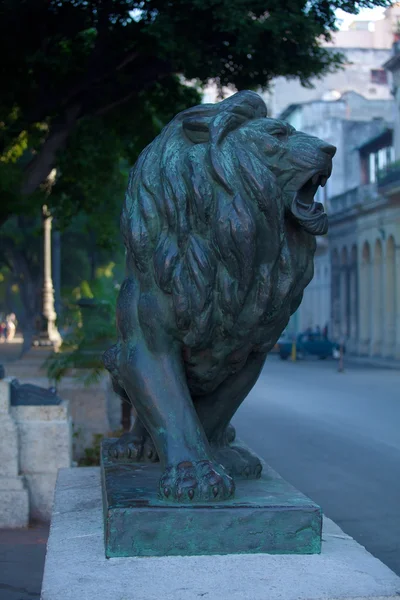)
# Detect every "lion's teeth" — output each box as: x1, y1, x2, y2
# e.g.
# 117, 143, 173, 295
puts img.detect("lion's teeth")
320, 176, 327, 187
